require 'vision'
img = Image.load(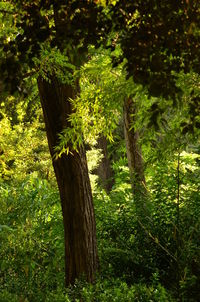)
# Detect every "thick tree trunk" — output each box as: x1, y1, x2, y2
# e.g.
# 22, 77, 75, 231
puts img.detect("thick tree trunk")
95, 136, 114, 193
123, 97, 146, 194
37, 77, 98, 286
